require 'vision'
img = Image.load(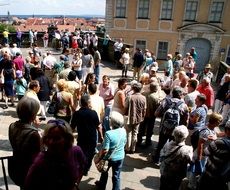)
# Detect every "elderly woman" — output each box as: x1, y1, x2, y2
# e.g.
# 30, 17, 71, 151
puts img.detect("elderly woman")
95, 111, 127, 190
159, 125, 193, 190
25, 119, 86, 190
55, 79, 75, 123
8, 97, 41, 189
